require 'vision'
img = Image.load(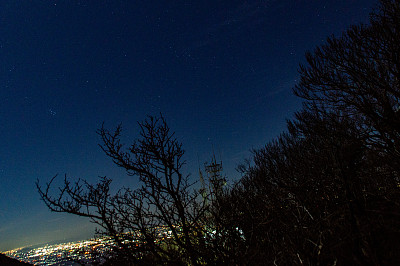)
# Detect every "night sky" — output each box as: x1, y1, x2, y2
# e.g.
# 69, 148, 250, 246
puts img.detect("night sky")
0, 0, 377, 251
